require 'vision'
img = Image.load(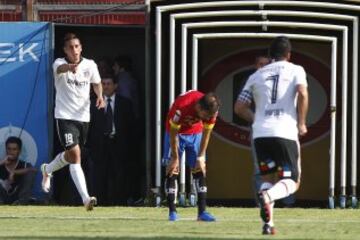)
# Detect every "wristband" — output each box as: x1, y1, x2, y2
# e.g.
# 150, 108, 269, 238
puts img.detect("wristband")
203, 123, 214, 130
